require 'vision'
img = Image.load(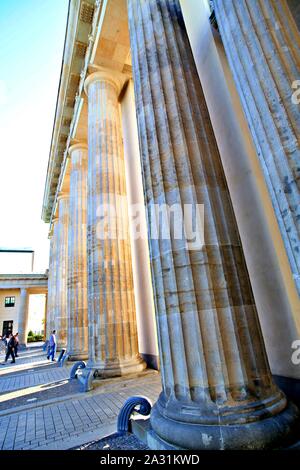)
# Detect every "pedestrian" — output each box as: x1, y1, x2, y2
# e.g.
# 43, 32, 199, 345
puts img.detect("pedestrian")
4, 334, 16, 364
47, 330, 57, 361
14, 333, 19, 357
